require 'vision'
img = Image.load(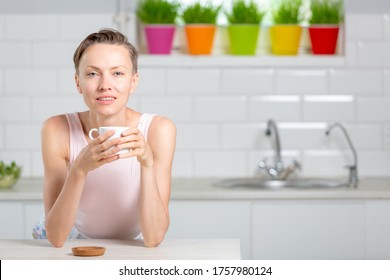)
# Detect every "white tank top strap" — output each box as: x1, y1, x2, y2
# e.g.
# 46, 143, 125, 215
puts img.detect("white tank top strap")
65, 112, 87, 164
137, 113, 156, 141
